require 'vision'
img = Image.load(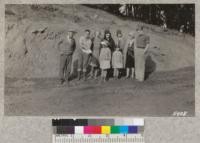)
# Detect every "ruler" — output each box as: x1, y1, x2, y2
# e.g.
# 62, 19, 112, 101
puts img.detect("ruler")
53, 134, 144, 143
